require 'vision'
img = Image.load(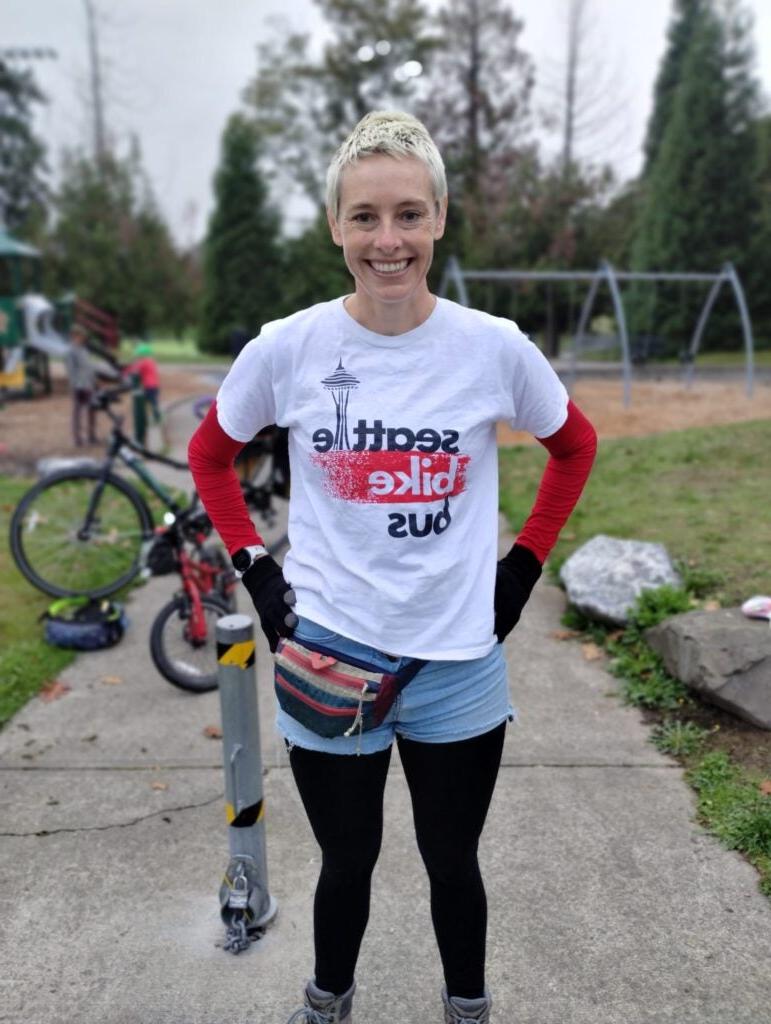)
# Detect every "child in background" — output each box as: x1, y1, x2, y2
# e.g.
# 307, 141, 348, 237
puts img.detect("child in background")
125, 341, 161, 423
